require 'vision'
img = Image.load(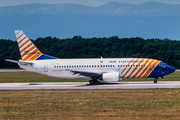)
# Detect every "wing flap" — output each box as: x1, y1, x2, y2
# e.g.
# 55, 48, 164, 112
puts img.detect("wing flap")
66, 69, 102, 77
